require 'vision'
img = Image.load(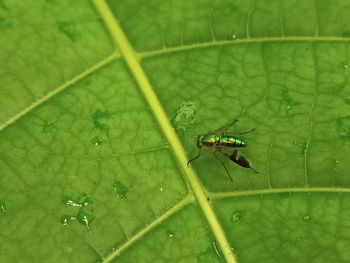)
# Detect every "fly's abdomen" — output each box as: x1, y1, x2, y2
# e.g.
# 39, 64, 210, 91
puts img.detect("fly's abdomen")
219, 135, 246, 147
